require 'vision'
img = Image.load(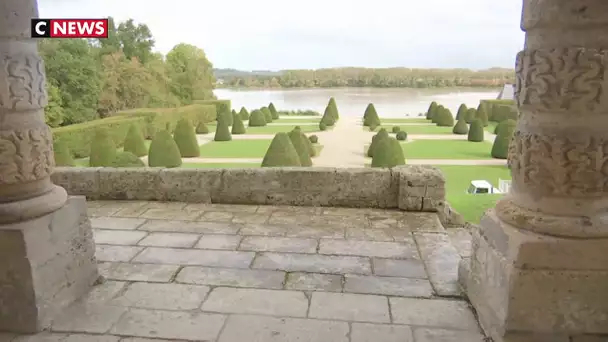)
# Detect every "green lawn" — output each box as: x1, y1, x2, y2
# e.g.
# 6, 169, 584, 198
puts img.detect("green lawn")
437, 165, 511, 223
205, 124, 324, 135
379, 118, 429, 124
402, 140, 493, 159
199, 140, 271, 158
180, 163, 260, 169
273, 118, 320, 124
367, 125, 453, 135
